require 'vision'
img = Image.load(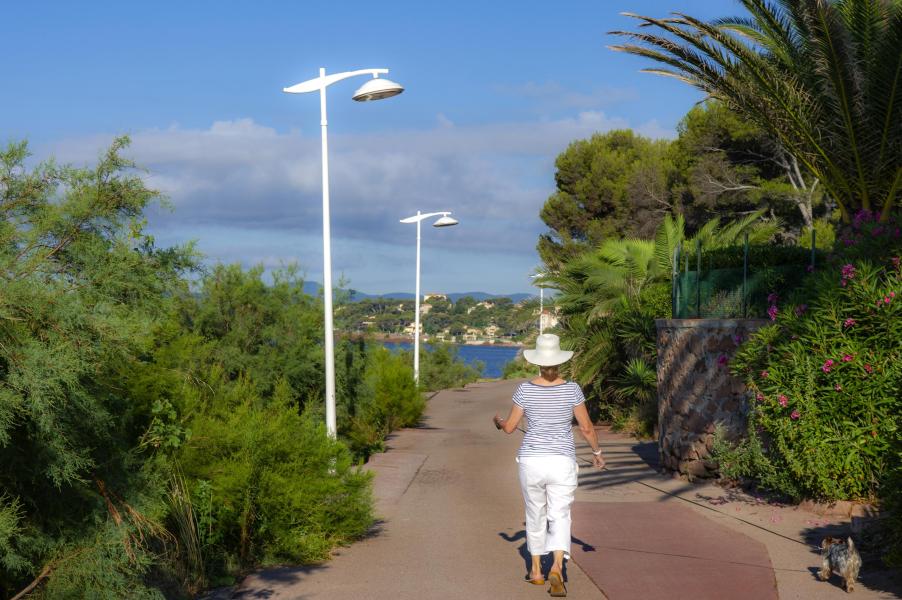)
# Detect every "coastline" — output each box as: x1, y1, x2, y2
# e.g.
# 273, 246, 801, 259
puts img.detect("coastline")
344, 332, 524, 347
